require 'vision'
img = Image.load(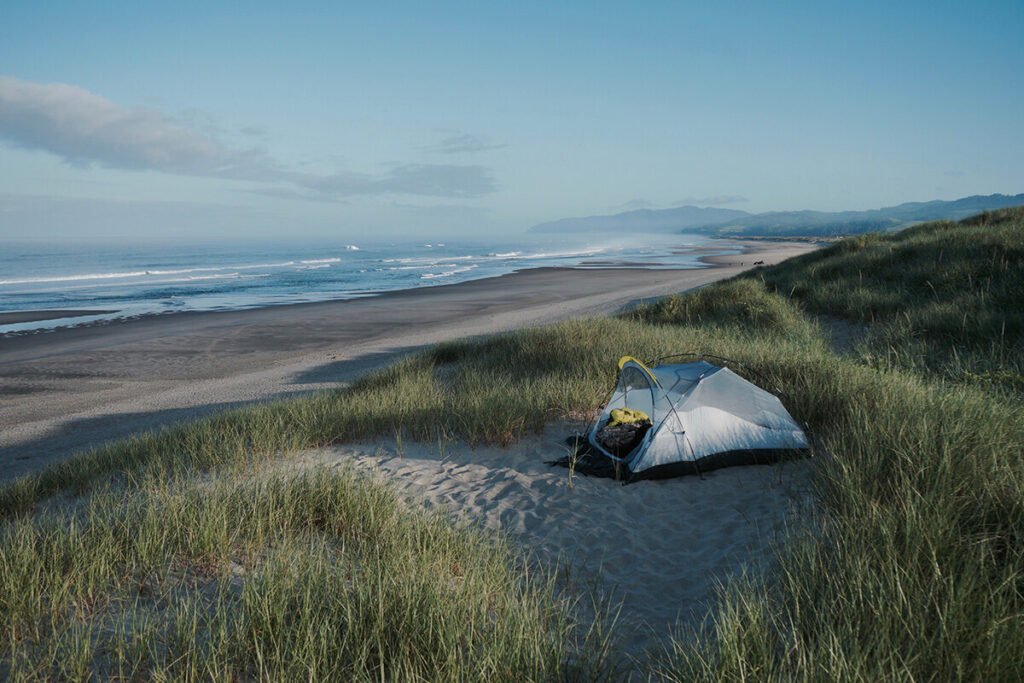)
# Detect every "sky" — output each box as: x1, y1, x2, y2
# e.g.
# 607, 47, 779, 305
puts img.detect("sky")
1, 1, 1022, 242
